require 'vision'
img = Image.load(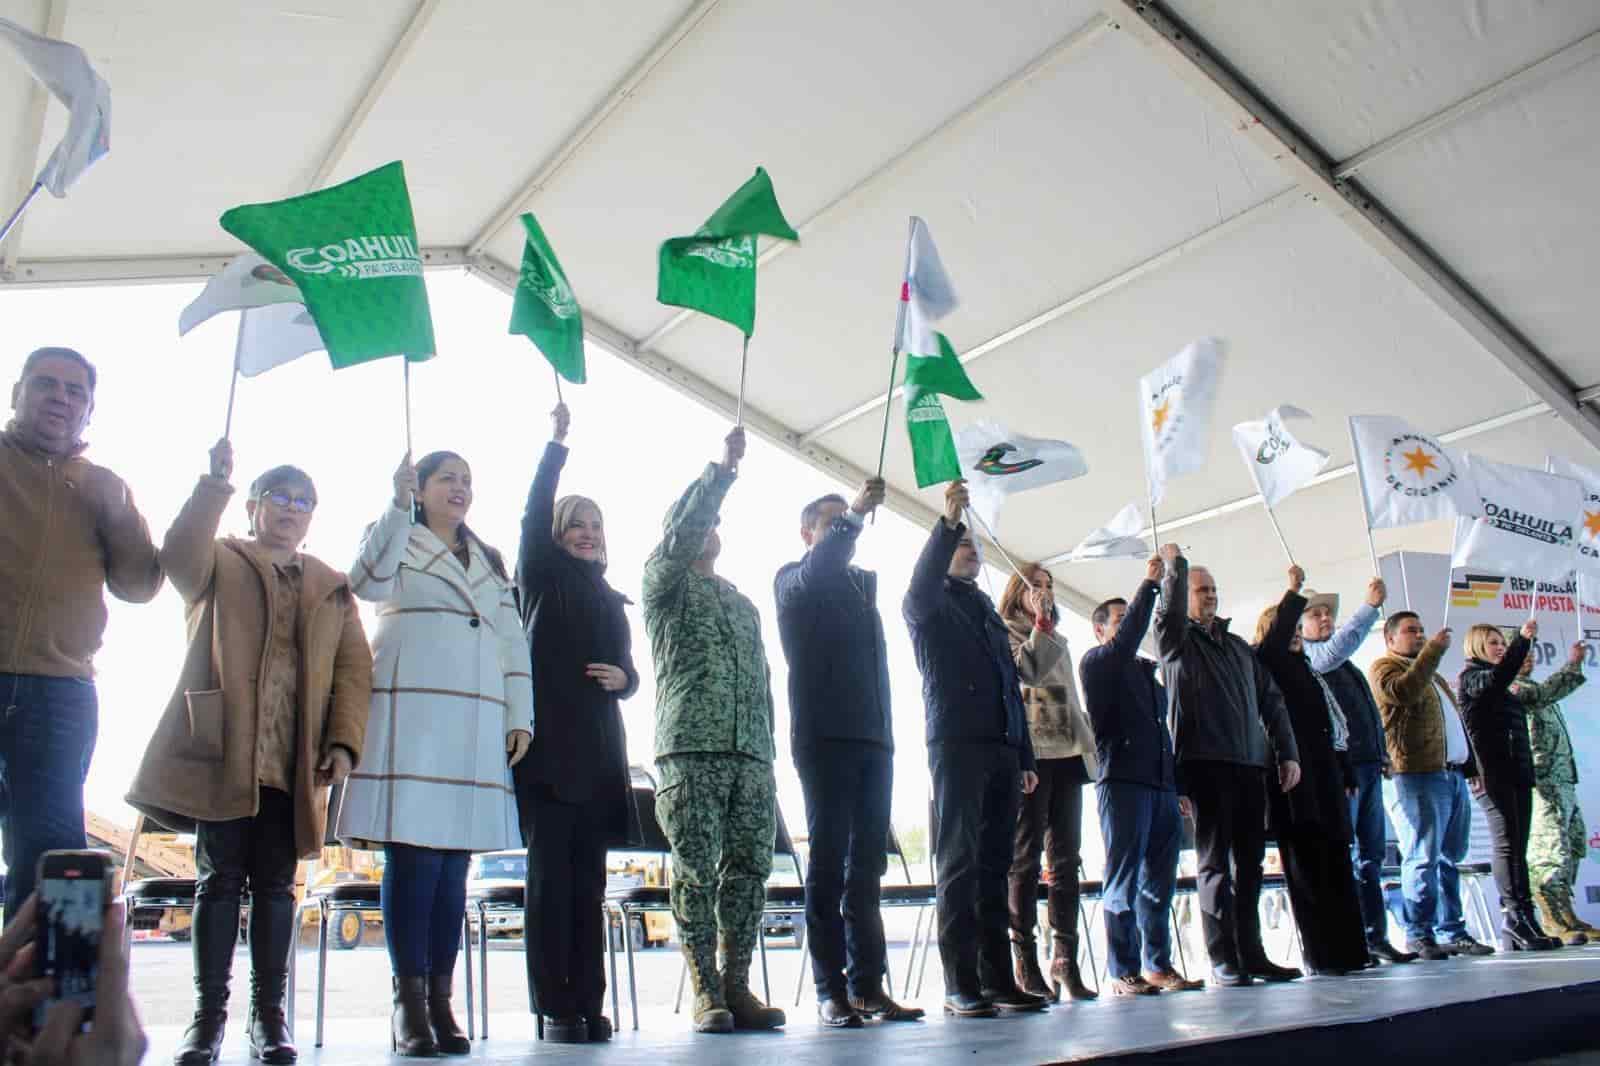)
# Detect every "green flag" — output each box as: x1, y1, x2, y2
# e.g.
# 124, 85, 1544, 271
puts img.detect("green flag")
219, 161, 434, 370
508, 212, 584, 383
904, 331, 982, 401
906, 388, 963, 488
657, 166, 798, 337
